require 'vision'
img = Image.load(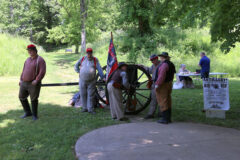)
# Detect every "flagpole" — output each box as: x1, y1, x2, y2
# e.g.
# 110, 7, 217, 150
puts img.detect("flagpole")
111, 32, 113, 42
